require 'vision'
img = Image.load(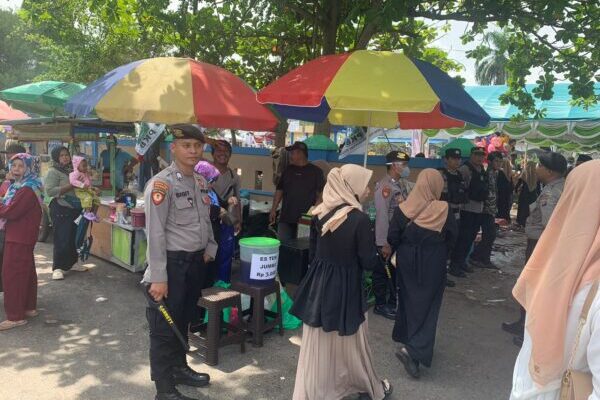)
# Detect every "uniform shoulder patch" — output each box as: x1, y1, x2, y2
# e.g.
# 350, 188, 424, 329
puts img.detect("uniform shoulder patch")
382, 185, 391, 198
151, 180, 169, 206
